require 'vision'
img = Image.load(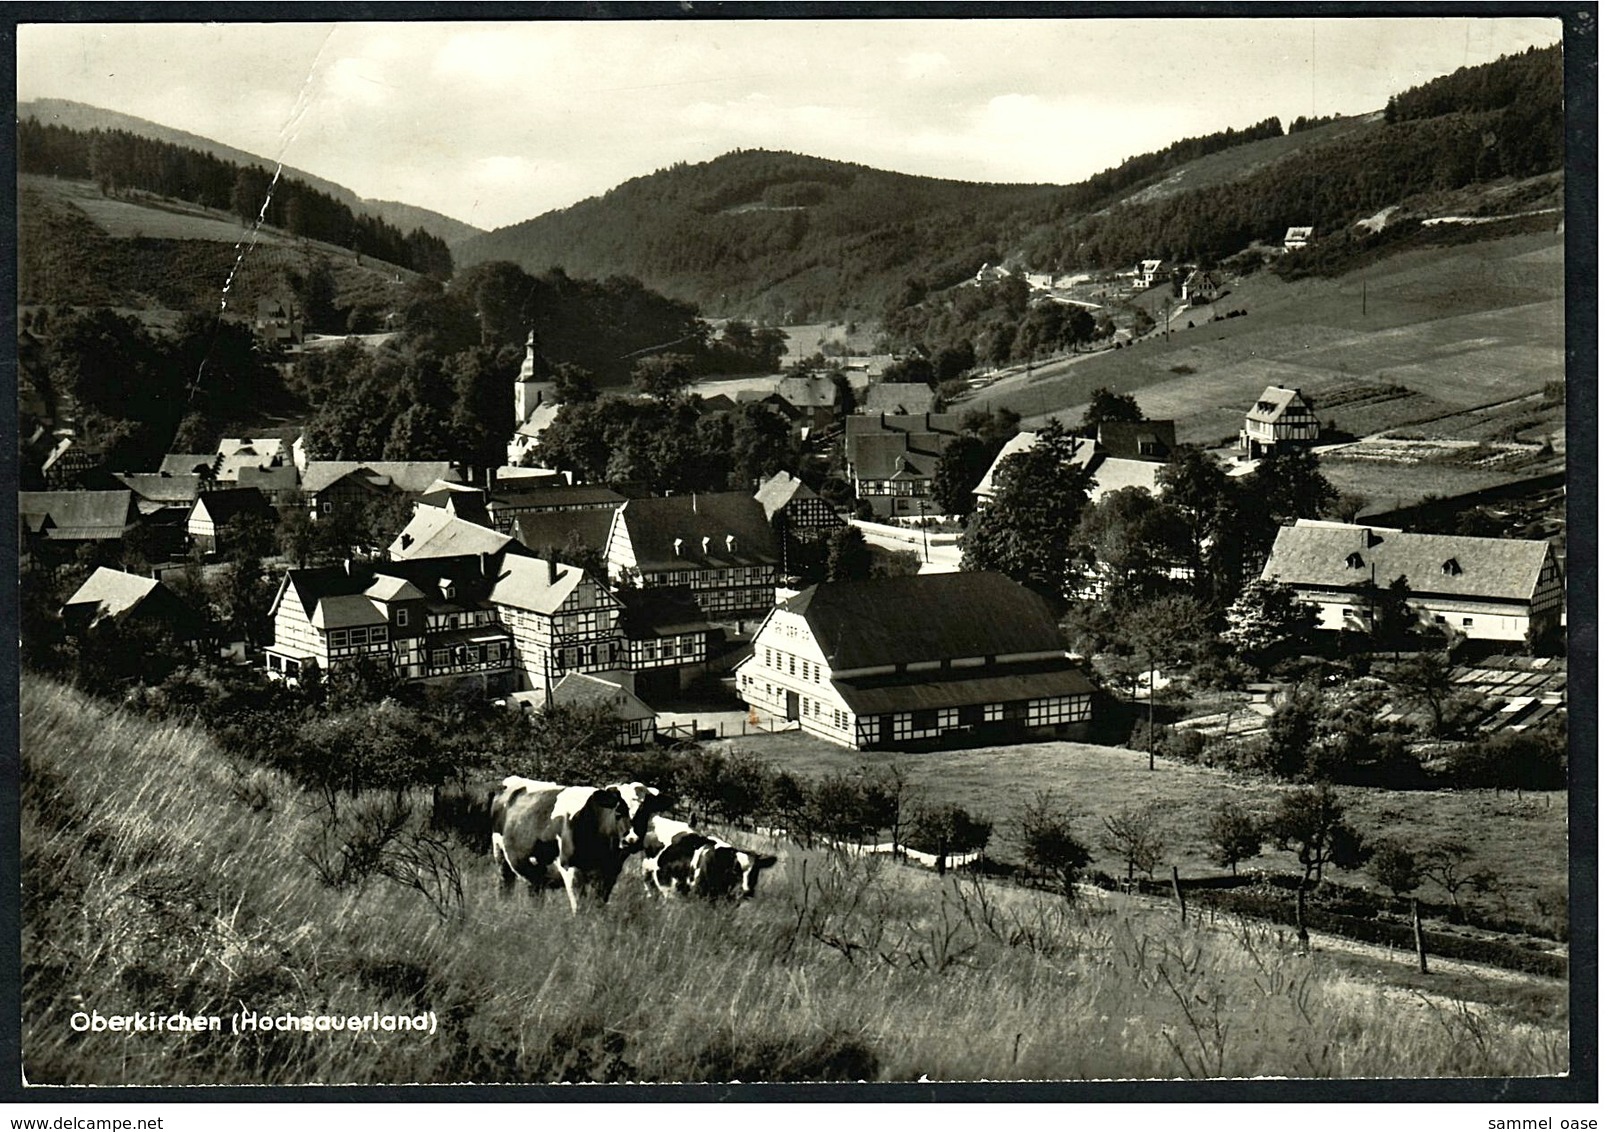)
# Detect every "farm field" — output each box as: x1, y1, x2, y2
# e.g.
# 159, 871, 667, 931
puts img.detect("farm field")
726, 728, 1567, 932
24, 173, 279, 243
962, 230, 1565, 455
20, 676, 1568, 1085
